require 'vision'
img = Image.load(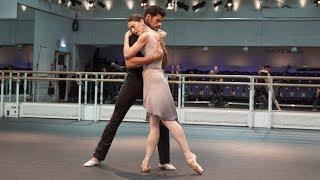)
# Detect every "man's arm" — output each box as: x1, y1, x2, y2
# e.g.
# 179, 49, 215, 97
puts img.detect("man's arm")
125, 51, 163, 68
125, 33, 163, 69
126, 44, 164, 68
123, 31, 148, 60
